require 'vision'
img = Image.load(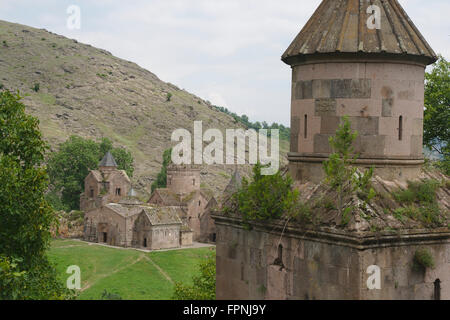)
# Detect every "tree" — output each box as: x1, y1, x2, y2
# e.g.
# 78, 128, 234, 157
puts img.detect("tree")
172, 252, 216, 300
232, 163, 299, 225
47, 136, 134, 211
0, 90, 71, 299
151, 148, 172, 193
322, 116, 374, 219
424, 55, 450, 174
